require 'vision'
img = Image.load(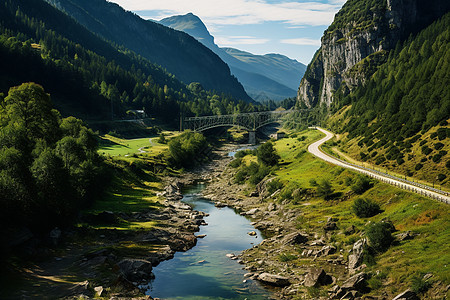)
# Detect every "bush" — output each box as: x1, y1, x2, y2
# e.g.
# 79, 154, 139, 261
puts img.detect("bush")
229, 158, 242, 168
411, 275, 432, 293
421, 145, 432, 155
446, 160, 450, 169
352, 198, 380, 218
366, 222, 394, 253
316, 179, 334, 199
351, 175, 373, 194
278, 253, 297, 262
437, 173, 447, 181
432, 153, 442, 163
256, 141, 279, 166
434, 142, 444, 150
248, 164, 270, 185
415, 163, 423, 171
